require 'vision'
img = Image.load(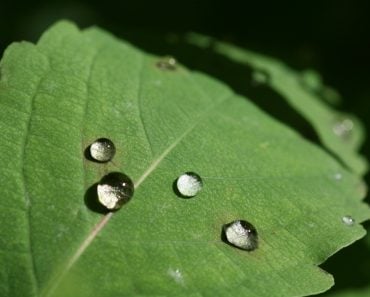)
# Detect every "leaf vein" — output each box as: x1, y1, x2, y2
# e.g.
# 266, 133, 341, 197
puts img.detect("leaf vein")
21, 71, 49, 295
